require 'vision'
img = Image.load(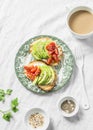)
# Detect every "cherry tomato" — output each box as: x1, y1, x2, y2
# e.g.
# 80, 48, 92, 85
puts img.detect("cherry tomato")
55, 48, 58, 55
49, 42, 55, 46
35, 67, 40, 75
46, 42, 56, 51
30, 66, 37, 73
47, 57, 52, 64
52, 54, 59, 62
24, 66, 30, 71
48, 50, 55, 55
